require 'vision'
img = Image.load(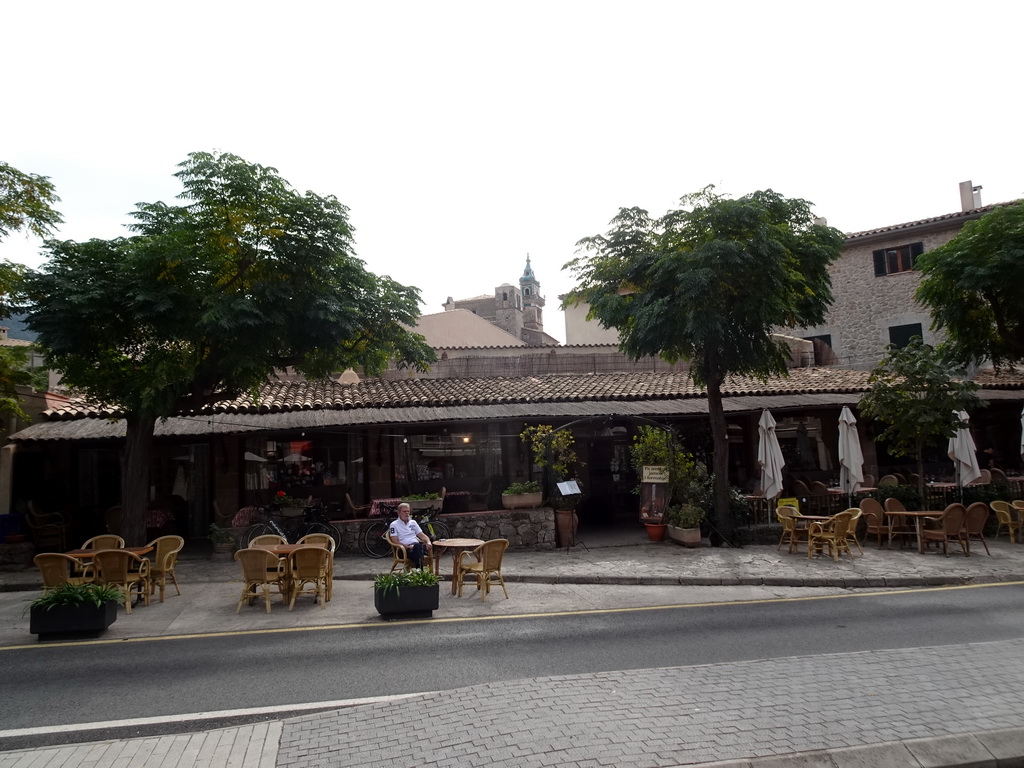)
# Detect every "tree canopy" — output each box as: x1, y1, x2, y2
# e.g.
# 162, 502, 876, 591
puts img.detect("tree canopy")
857, 338, 981, 503
564, 187, 844, 536
915, 201, 1024, 369
23, 151, 435, 543
1, 161, 63, 242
